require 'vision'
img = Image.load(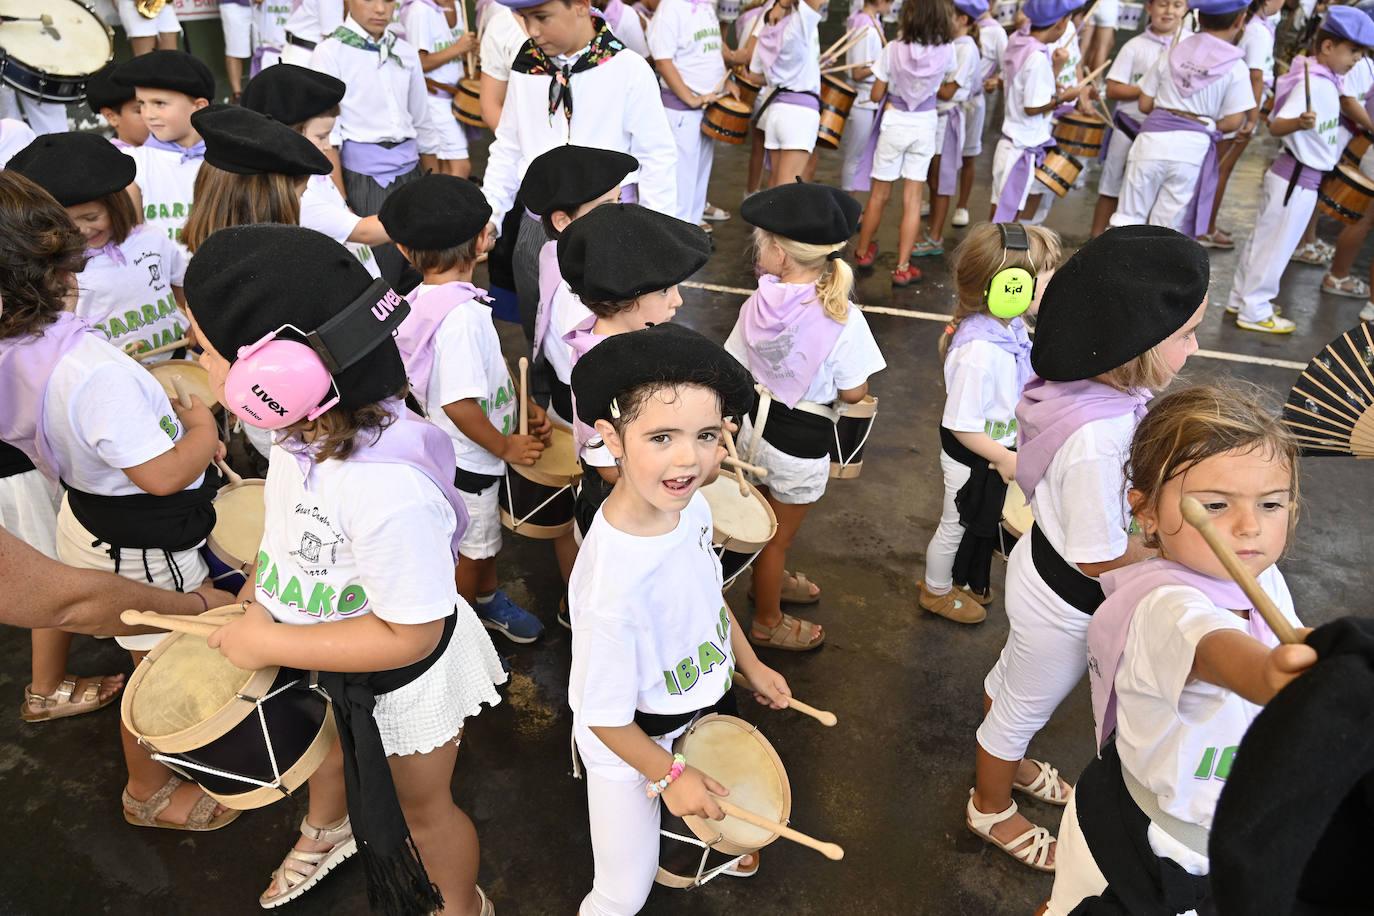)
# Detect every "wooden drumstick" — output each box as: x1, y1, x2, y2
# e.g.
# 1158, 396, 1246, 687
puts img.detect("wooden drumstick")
215, 457, 243, 487
1178, 497, 1302, 645
821, 27, 868, 66
715, 799, 845, 860
1303, 58, 1312, 113
120, 610, 224, 639
134, 336, 191, 362
722, 455, 769, 479
733, 670, 838, 726
1074, 58, 1112, 92
518, 356, 529, 437
820, 60, 874, 76
721, 425, 749, 496
170, 375, 193, 410
820, 24, 861, 61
